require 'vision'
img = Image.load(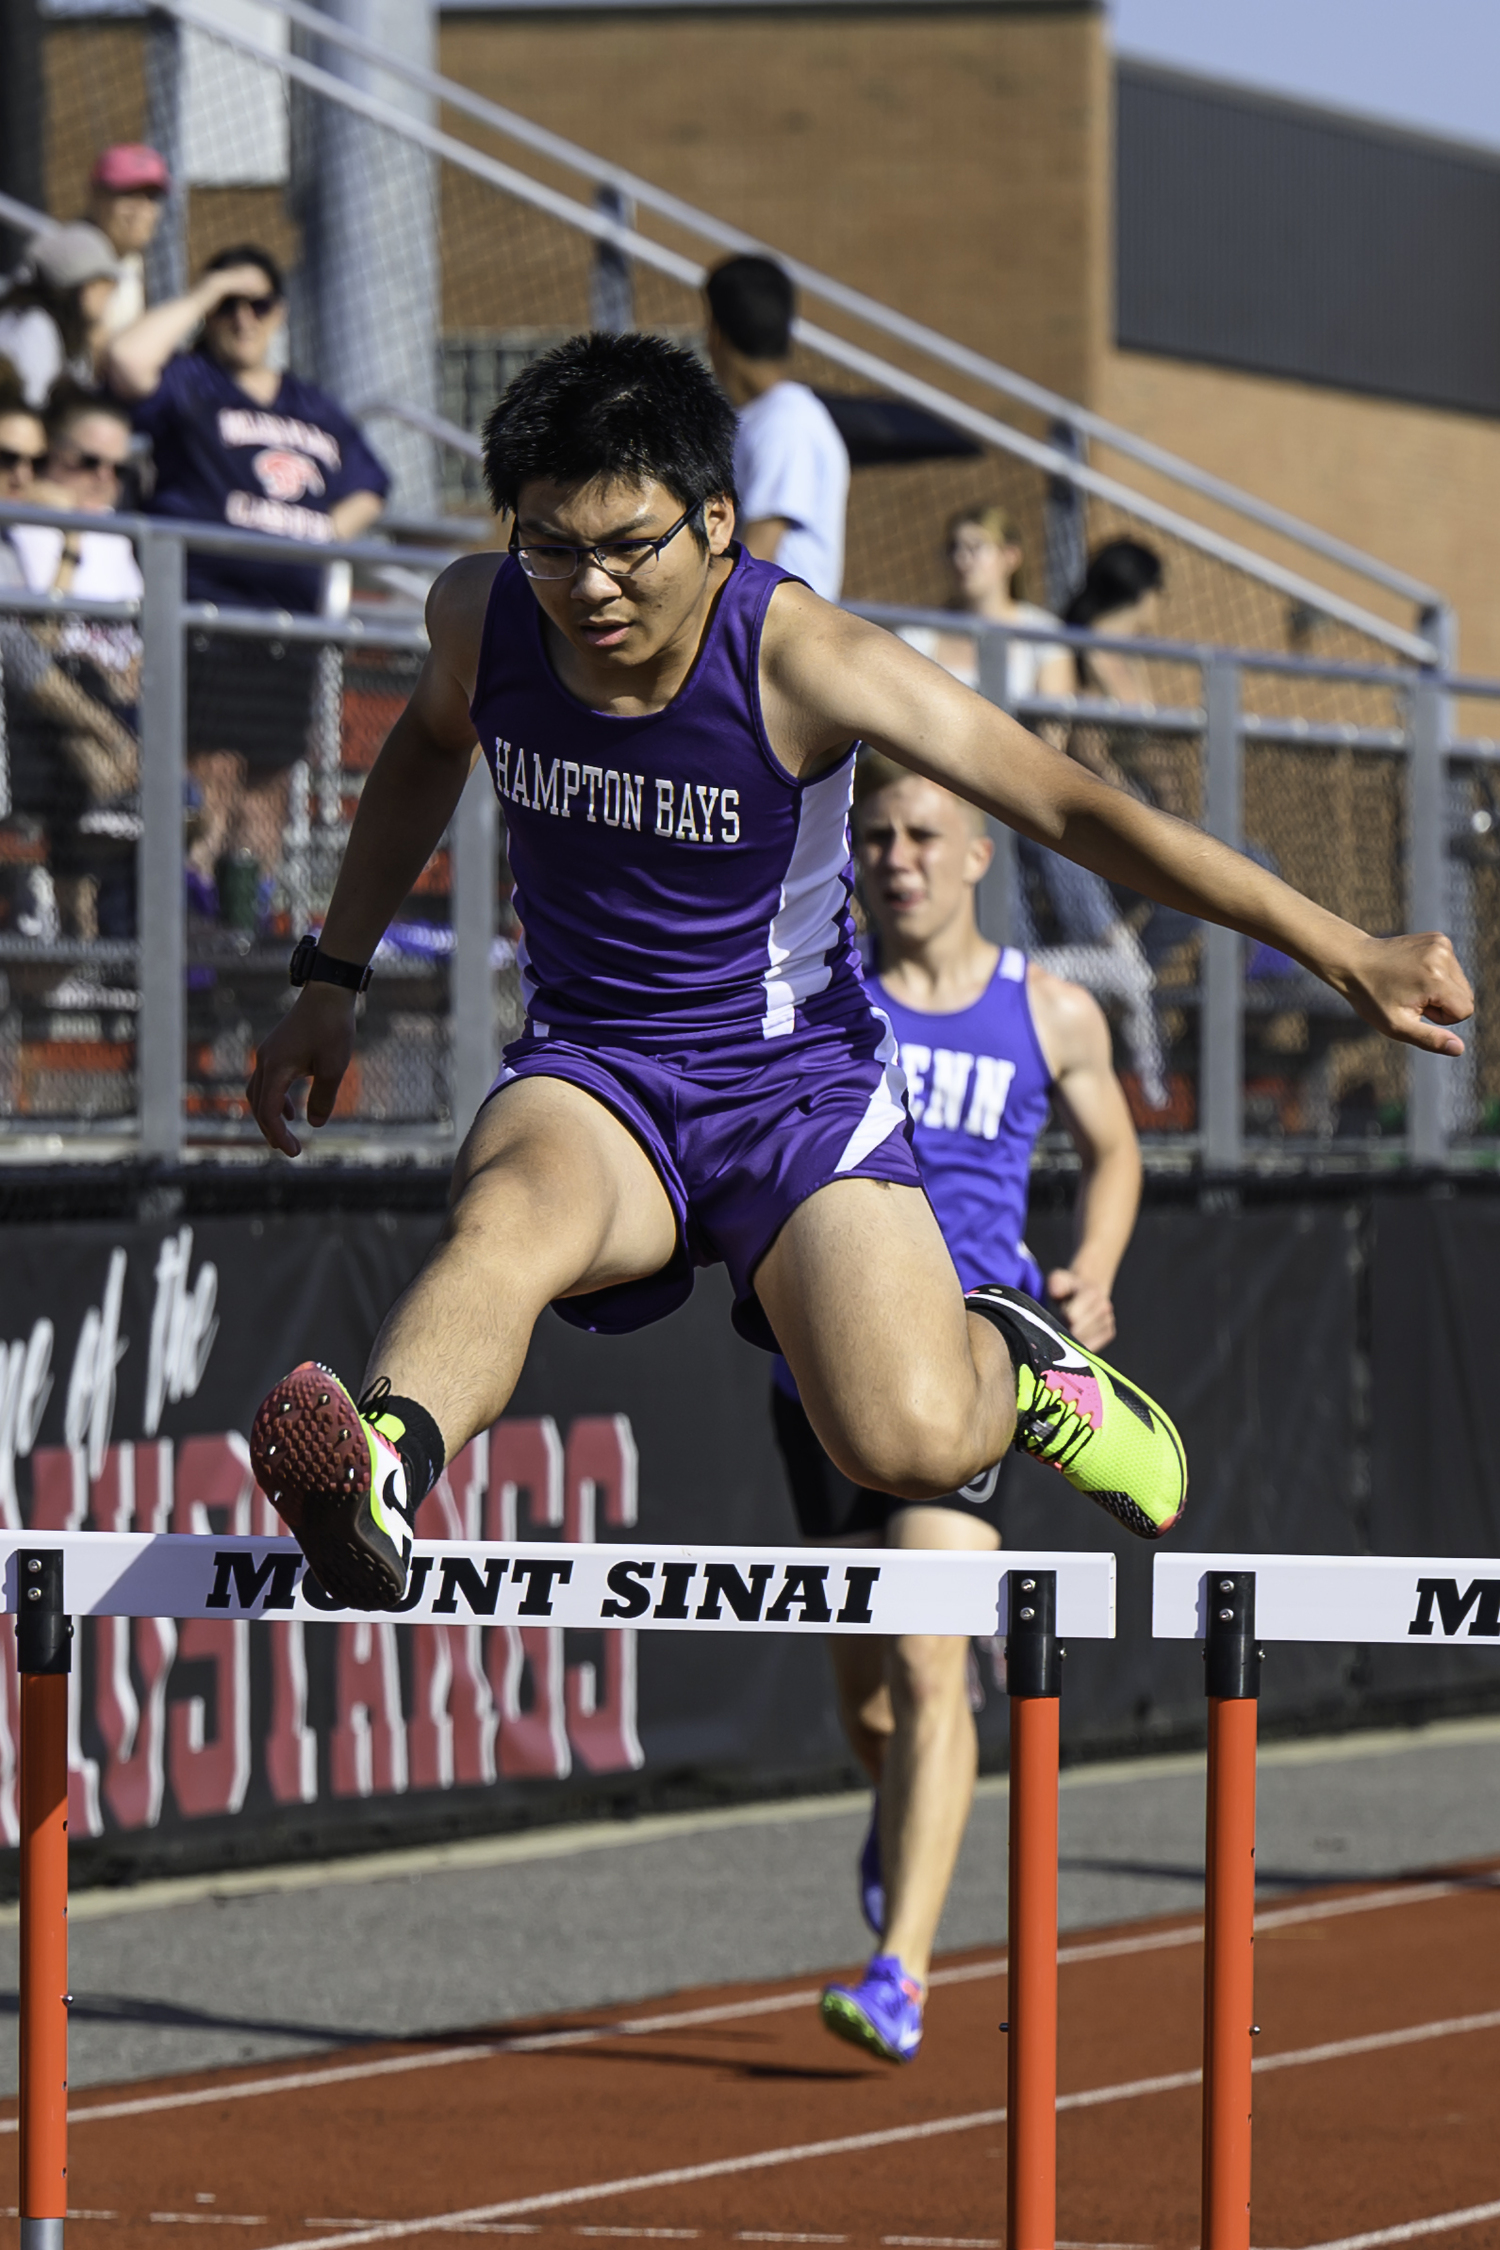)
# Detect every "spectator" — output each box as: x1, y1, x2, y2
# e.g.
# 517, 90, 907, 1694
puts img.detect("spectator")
705, 254, 849, 600
1062, 536, 1197, 978
886, 503, 1165, 1105
0, 225, 124, 407
1063, 536, 1164, 713
108, 242, 389, 919
0, 373, 46, 514
87, 144, 171, 341
897, 503, 1072, 704
7, 384, 141, 938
